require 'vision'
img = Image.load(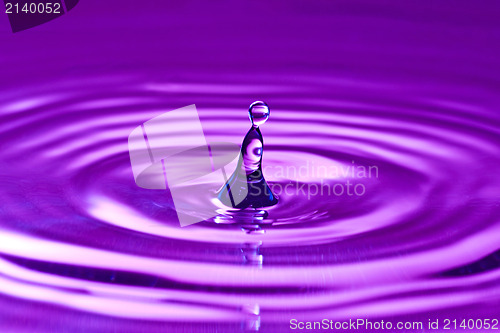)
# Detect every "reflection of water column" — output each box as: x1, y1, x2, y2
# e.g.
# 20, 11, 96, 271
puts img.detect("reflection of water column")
241, 303, 261, 331
241, 241, 263, 267
213, 209, 269, 231
235, 212, 264, 330
241, 240, 262, 331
